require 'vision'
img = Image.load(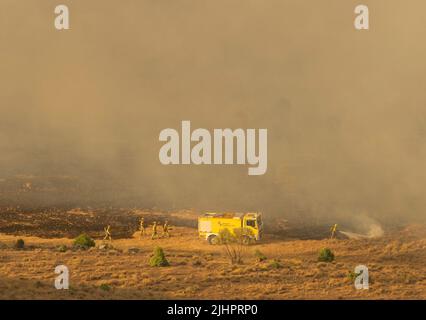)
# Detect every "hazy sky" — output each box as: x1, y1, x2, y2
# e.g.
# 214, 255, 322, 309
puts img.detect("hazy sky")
1, 1, 426, 223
